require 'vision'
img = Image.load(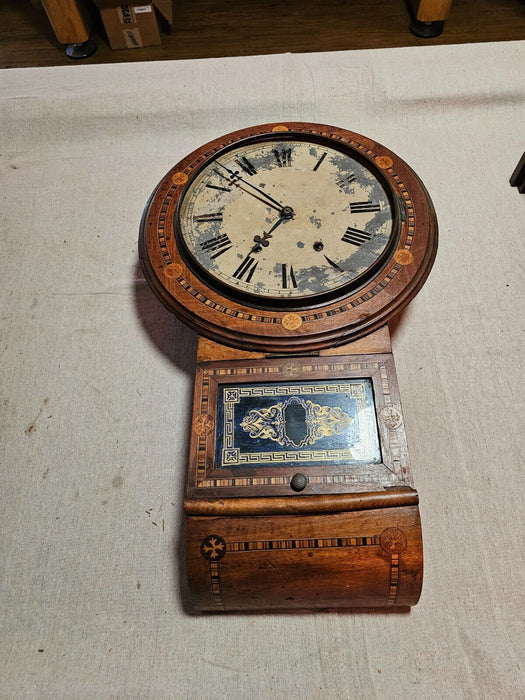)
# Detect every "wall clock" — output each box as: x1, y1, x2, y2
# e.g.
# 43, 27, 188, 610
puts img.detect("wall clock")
140, 122, 438, 611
